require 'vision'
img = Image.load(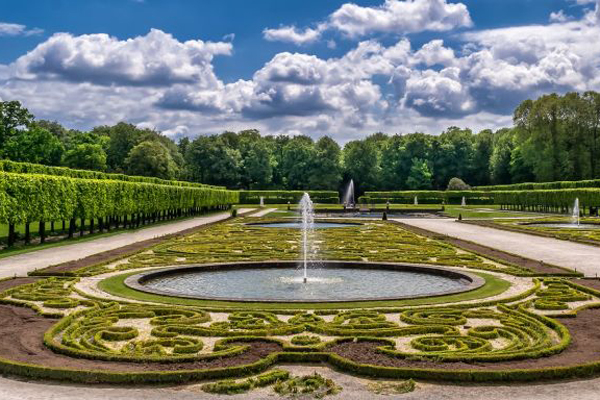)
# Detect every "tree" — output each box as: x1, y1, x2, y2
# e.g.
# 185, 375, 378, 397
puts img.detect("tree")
63, 144, 107, 171
343, 139, 381, 192
406, 158, 433, 189
0, 100, 34, 147
241, 139, 274, 189
125, 141, 178, 179
472, 129, 493, 186
185, 136, 241, 187
2, 126, 64, 165
309, 136, 342, 190
489, 128, 514, 184
280, 136, 316, 189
